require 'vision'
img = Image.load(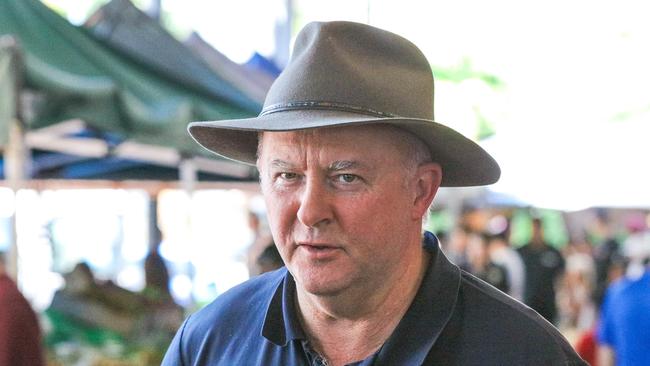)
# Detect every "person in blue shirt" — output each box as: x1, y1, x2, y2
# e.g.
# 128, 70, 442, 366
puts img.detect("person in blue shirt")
162, 21, 586, 365
598, 258, 650, 366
